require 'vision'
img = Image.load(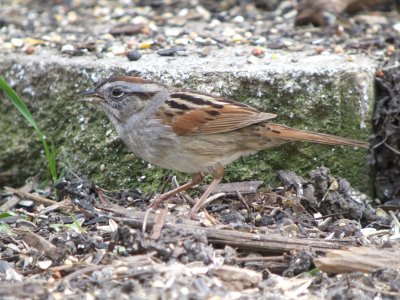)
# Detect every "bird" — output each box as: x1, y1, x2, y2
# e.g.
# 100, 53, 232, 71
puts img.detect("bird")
80, 75, 368, 219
